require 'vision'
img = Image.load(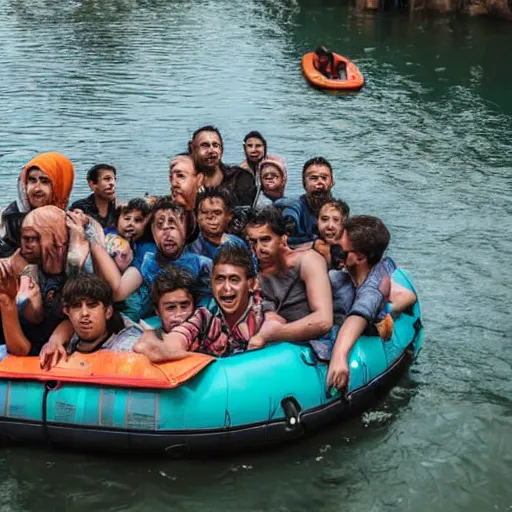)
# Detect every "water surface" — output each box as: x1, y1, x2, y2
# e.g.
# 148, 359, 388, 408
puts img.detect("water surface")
1, 1, 512, 510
